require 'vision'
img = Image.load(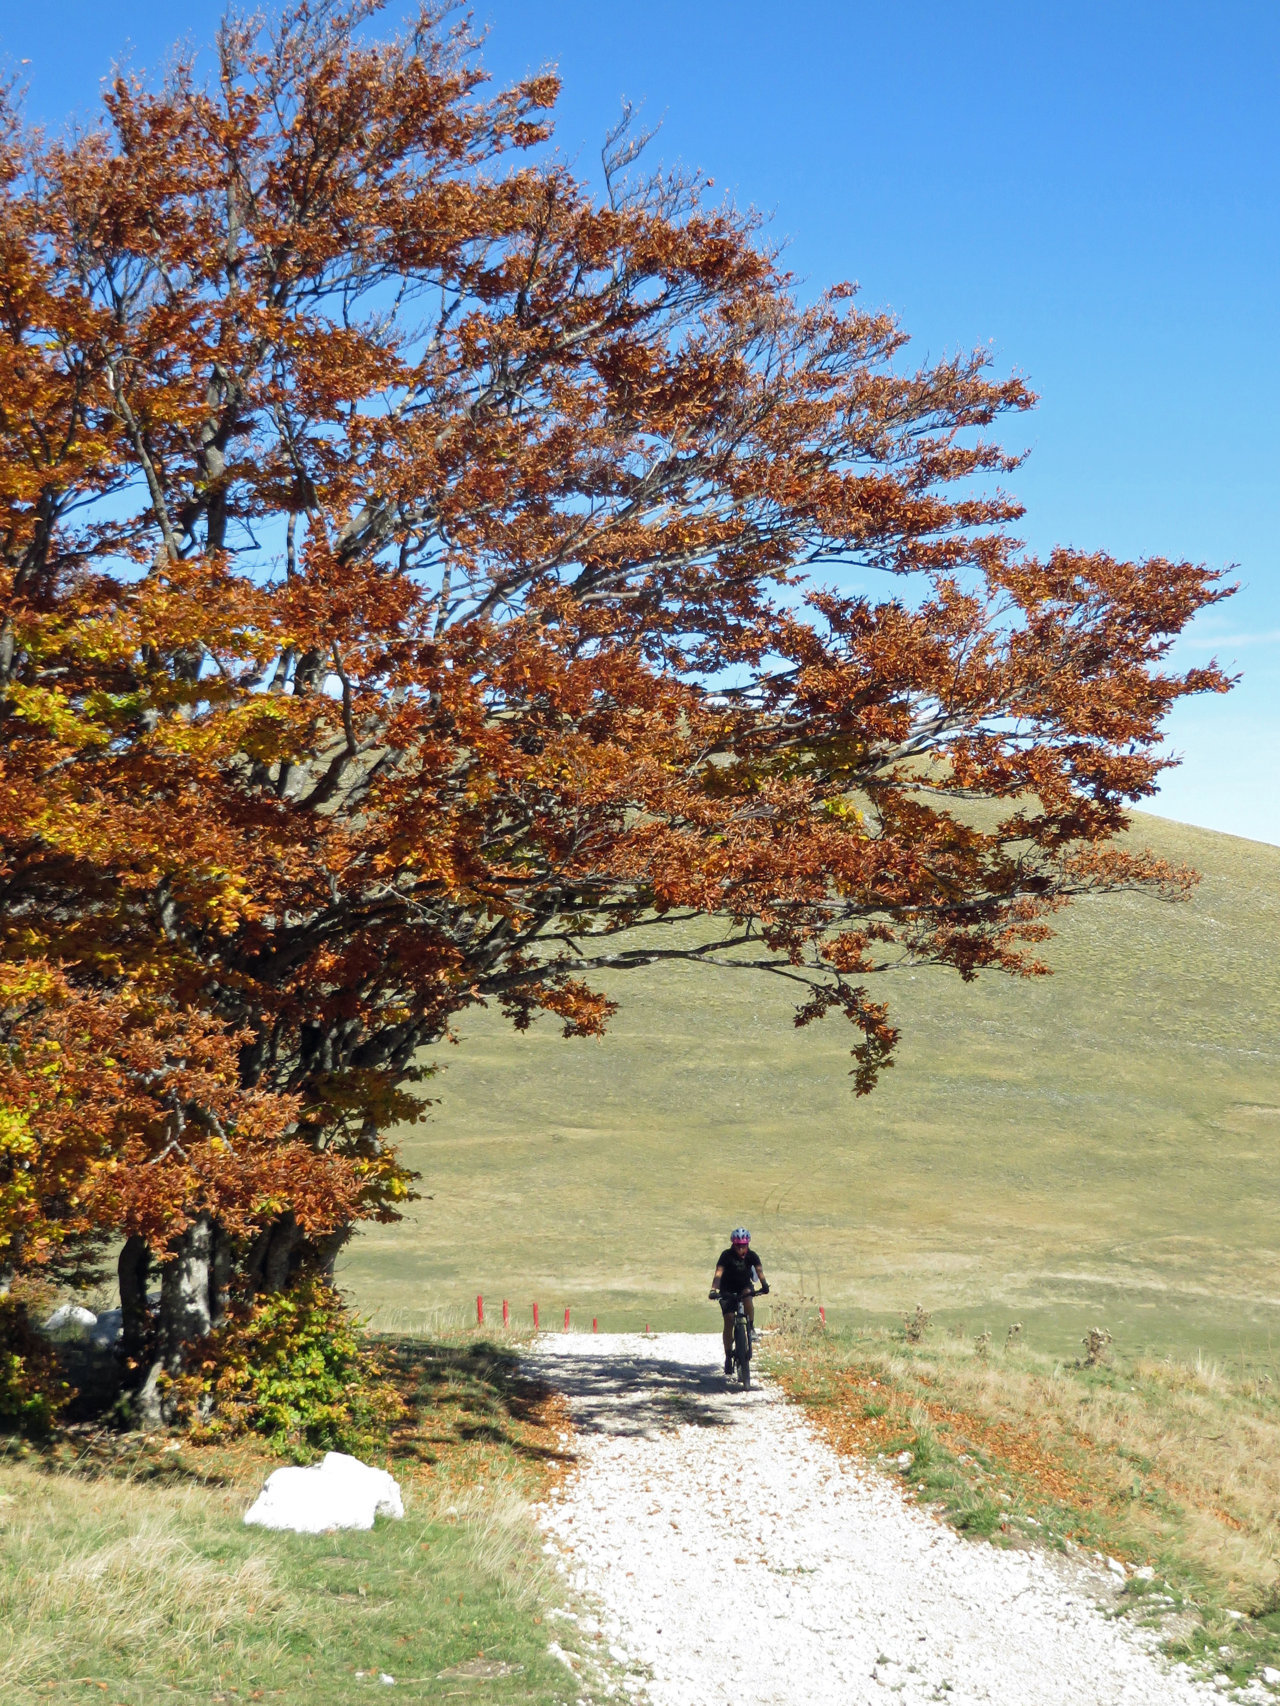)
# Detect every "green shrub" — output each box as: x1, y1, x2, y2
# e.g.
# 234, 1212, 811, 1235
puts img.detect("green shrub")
192, 1278, 406, 1458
